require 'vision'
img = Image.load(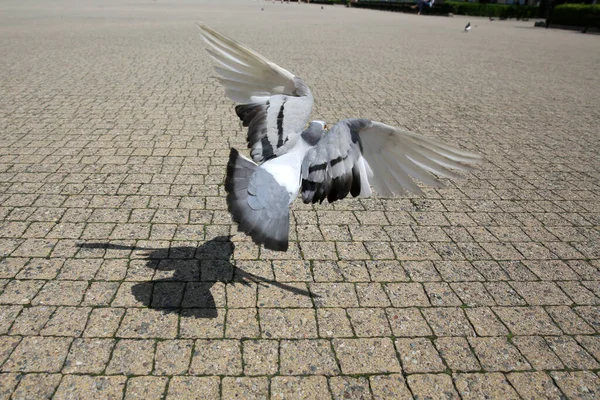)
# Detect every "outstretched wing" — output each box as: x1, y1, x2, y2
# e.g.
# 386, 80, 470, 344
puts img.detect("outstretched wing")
198, 24, 313, 163
301, 119, 483, 203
